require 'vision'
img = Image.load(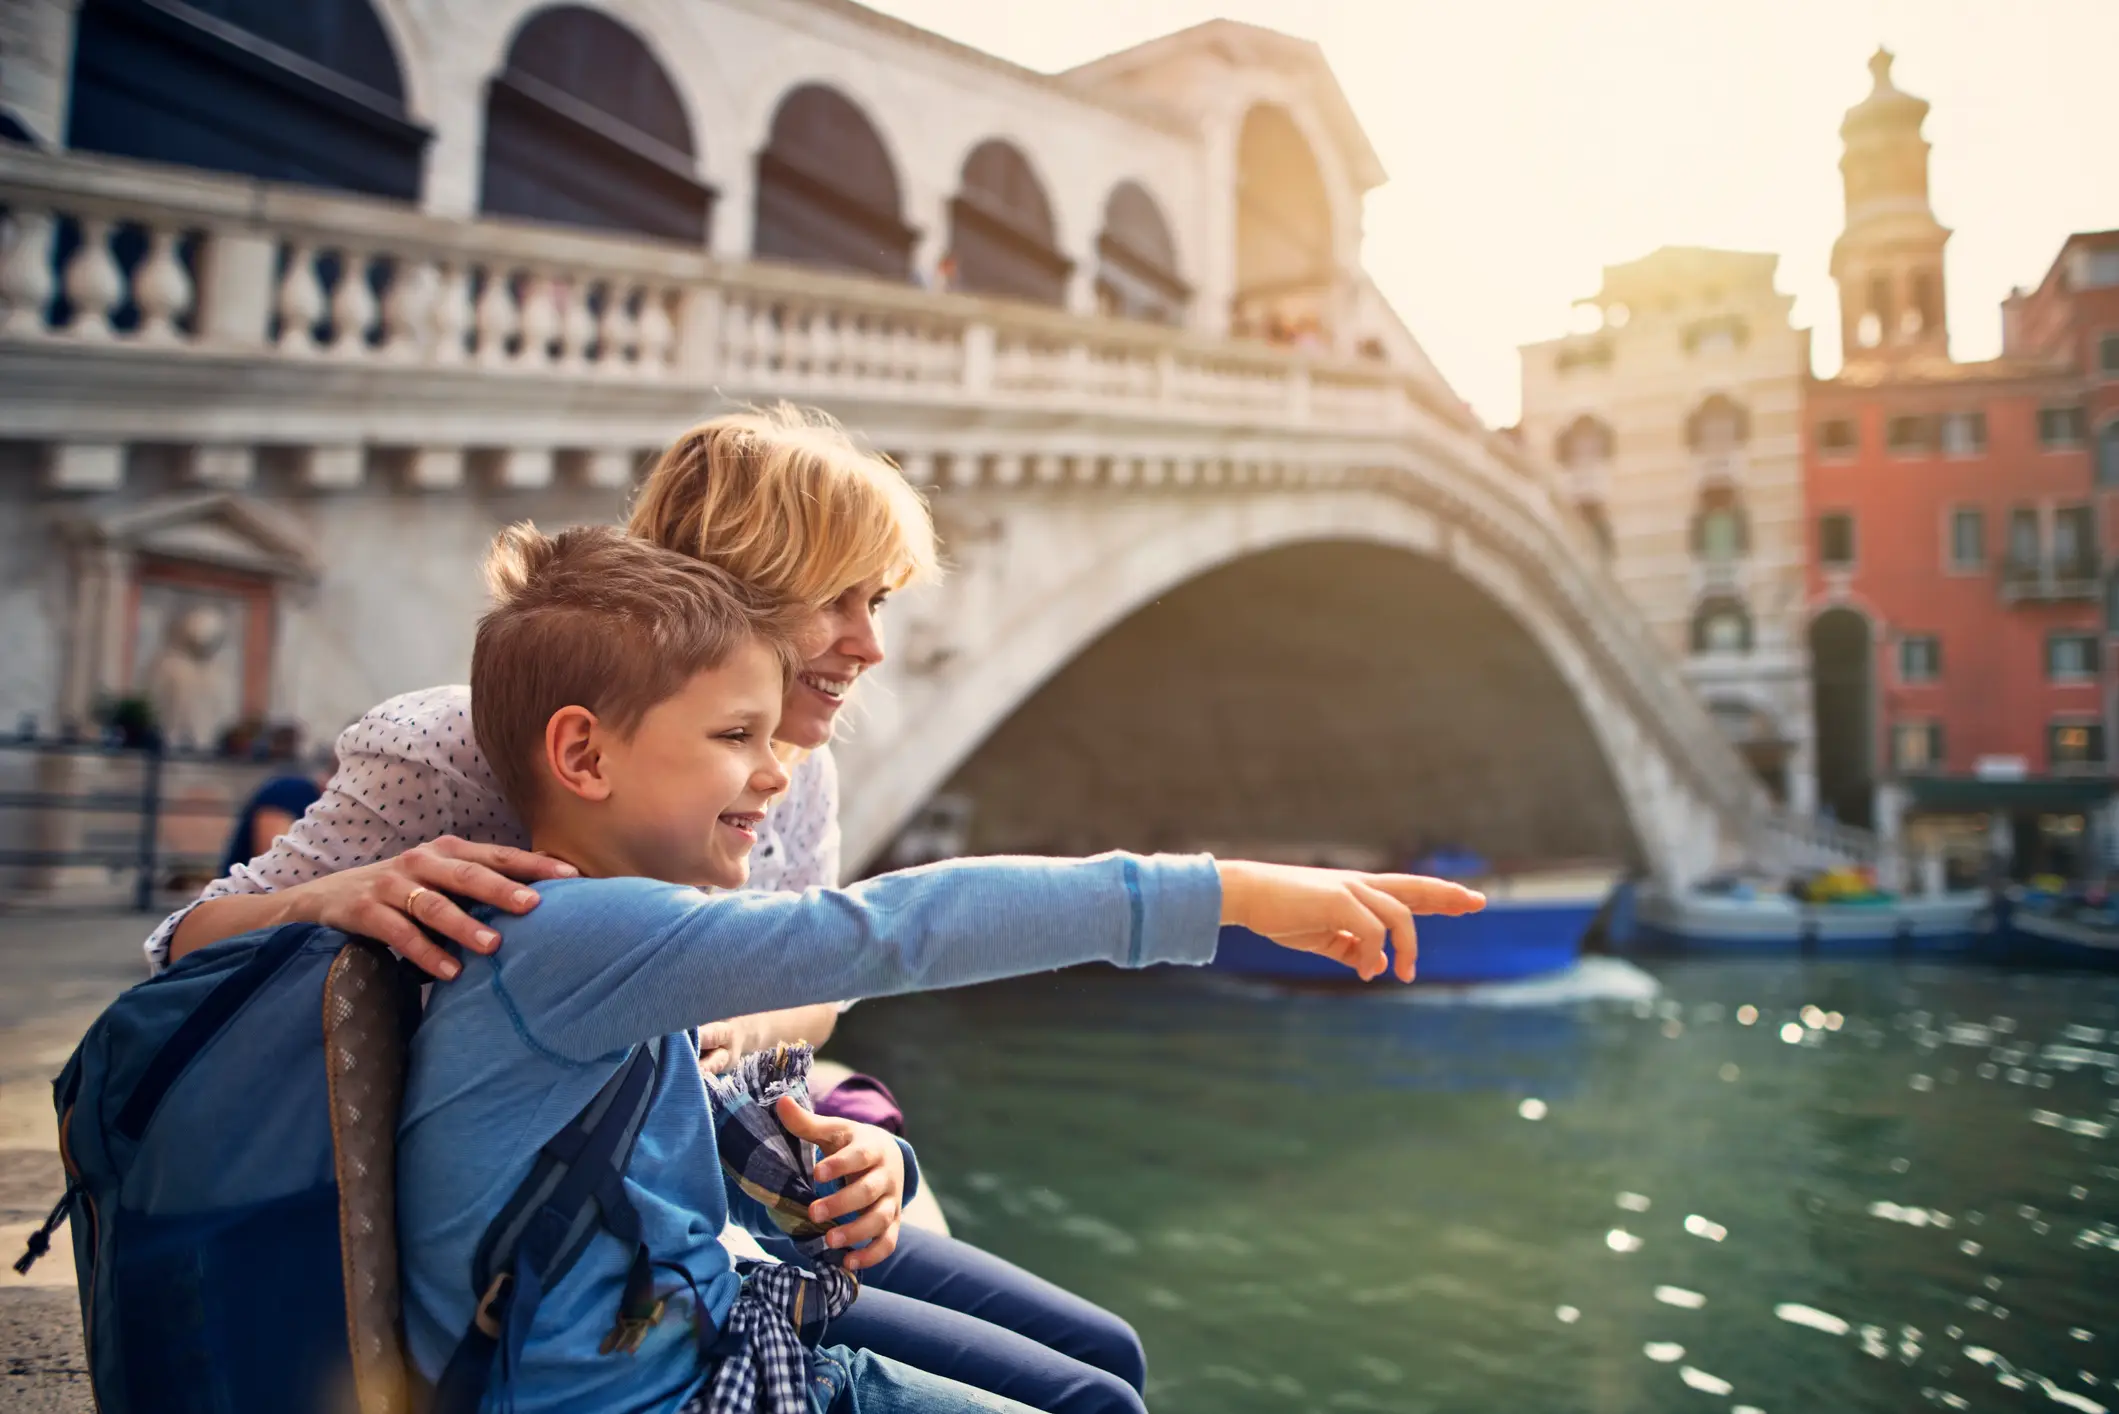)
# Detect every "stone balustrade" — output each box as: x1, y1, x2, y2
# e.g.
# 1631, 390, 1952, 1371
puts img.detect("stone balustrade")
0, 147, 1462, 438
